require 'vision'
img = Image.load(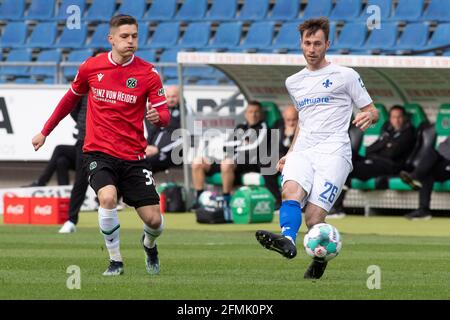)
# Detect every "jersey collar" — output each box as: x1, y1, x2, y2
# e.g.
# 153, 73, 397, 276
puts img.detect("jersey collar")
108, 51, 135, 67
